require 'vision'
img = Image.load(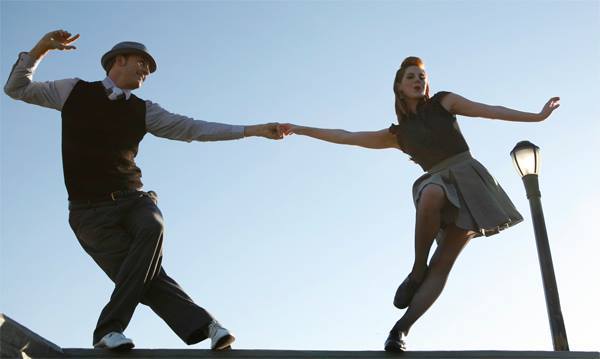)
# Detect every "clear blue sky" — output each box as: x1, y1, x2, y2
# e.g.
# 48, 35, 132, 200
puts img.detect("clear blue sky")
1, 0, 598, 352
